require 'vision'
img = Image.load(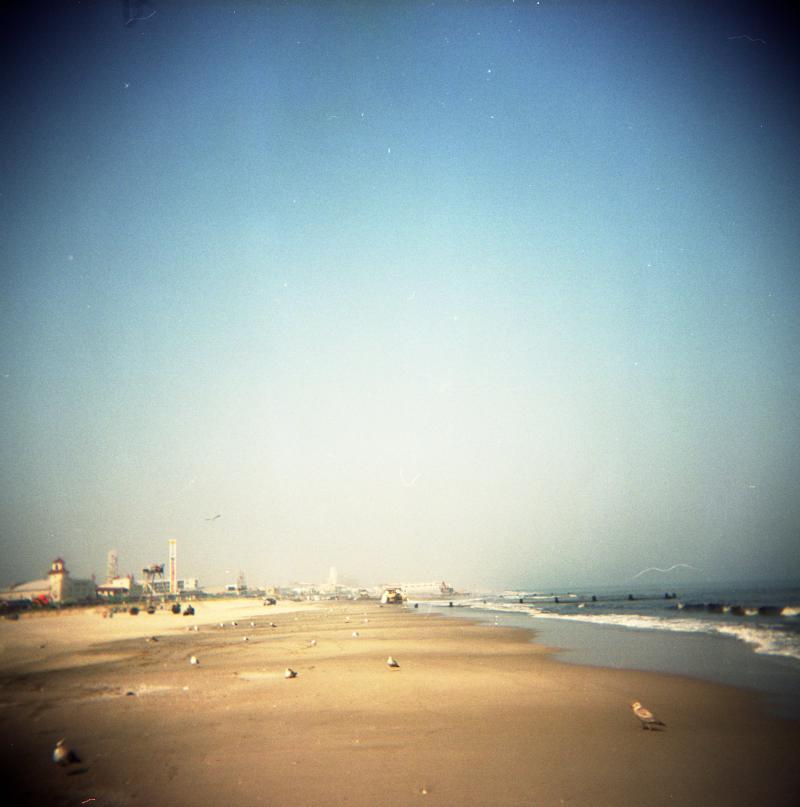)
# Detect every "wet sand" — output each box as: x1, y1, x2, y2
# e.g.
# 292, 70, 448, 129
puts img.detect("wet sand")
0, 599, 797, 806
